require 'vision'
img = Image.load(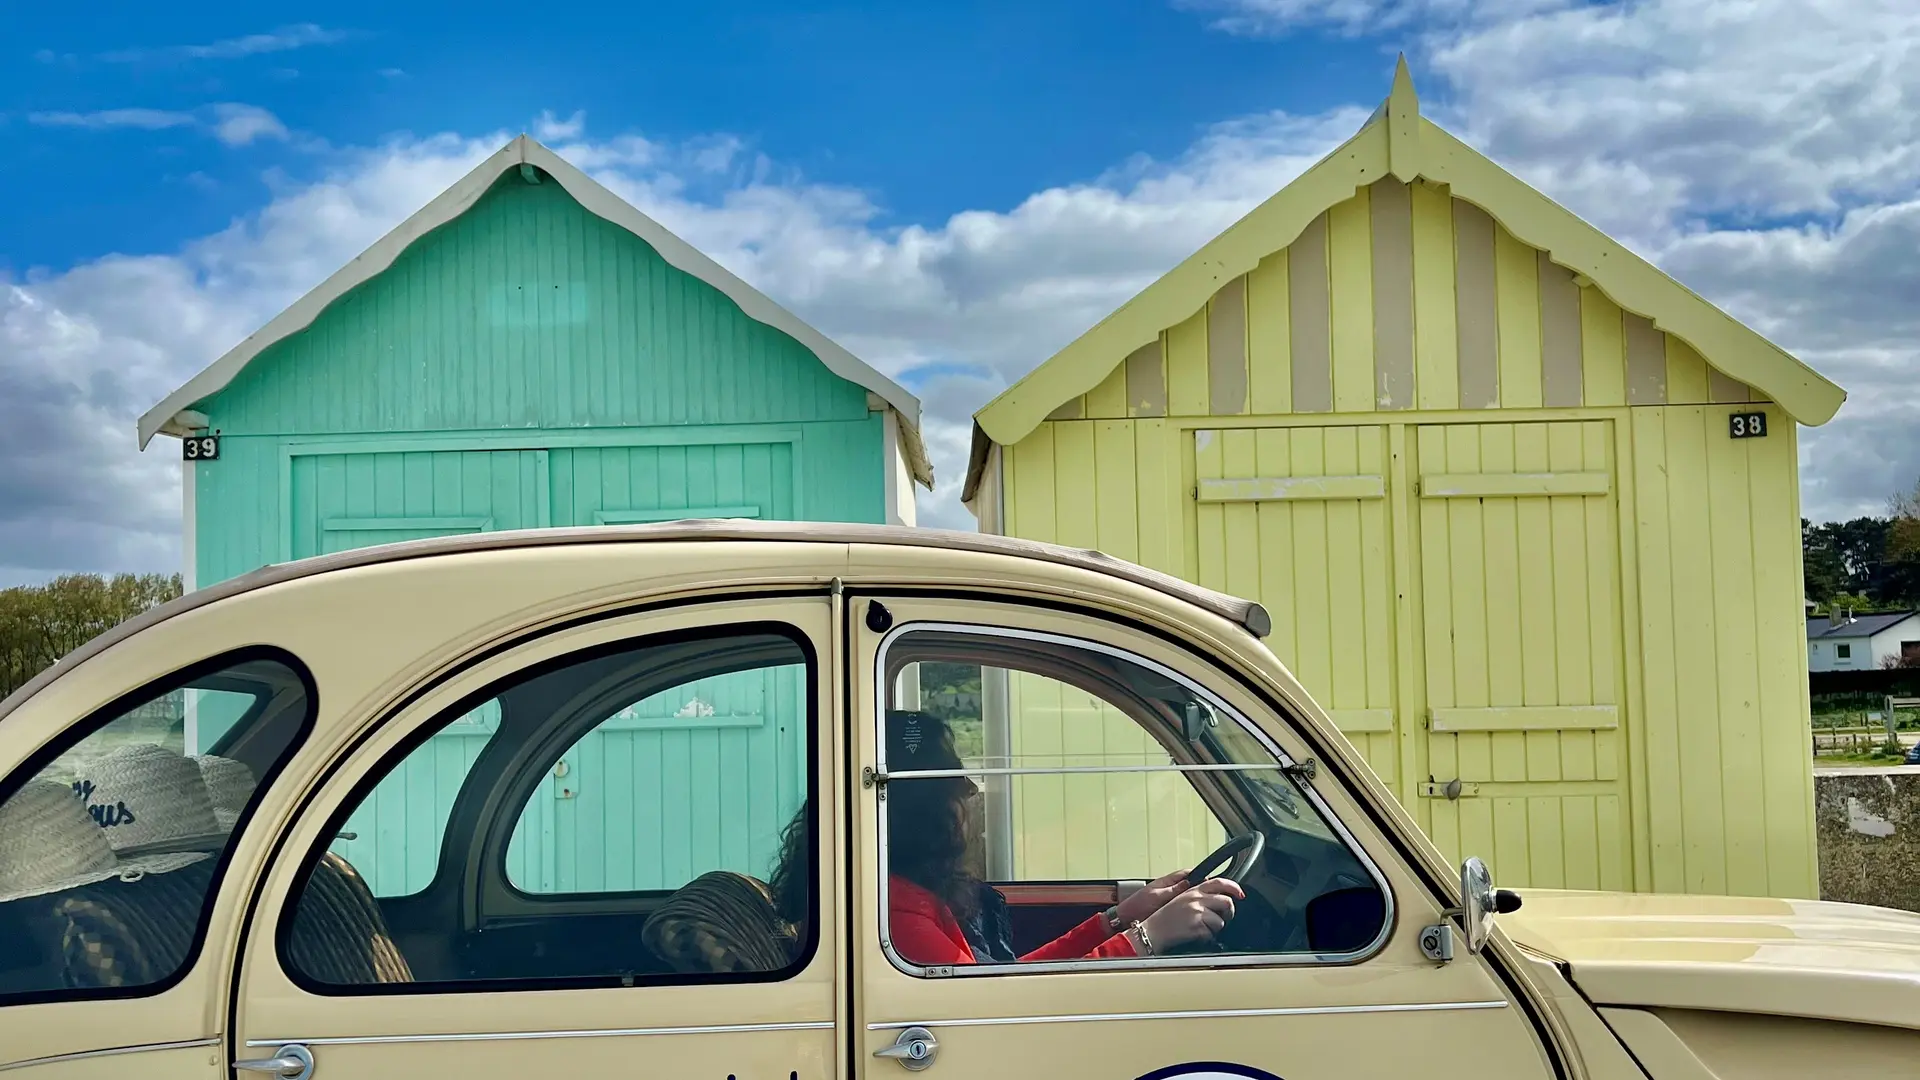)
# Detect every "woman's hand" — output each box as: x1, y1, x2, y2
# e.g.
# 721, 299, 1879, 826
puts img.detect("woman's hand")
1138, 878, 1244, 952
1113, 868, 1195, 925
